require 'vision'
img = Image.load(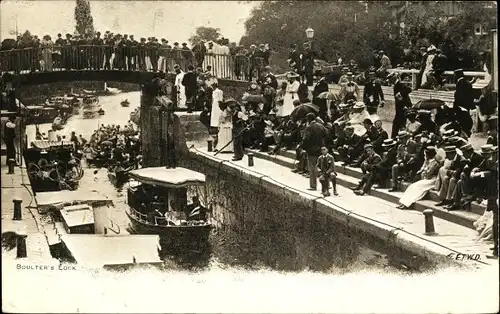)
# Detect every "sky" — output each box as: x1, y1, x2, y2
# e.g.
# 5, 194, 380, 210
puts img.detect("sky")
0, 0, 258, 44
